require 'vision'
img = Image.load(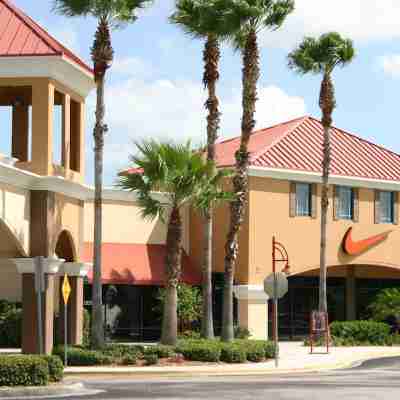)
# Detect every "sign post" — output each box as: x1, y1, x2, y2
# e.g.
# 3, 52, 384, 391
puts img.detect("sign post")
34, 256, 45, 354
62, 274, 72, 366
